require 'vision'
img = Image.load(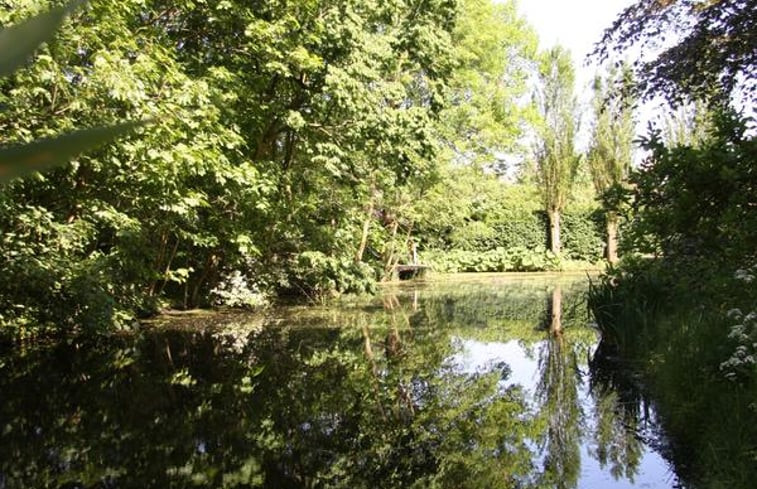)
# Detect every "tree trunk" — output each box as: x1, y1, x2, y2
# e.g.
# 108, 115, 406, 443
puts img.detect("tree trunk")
355, 200, 374, 263
606, 212, 619, 265
549, 285, 562, 335
383, 219, 400, 279
548, 208, 561, 255
362, 325, 388, 422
